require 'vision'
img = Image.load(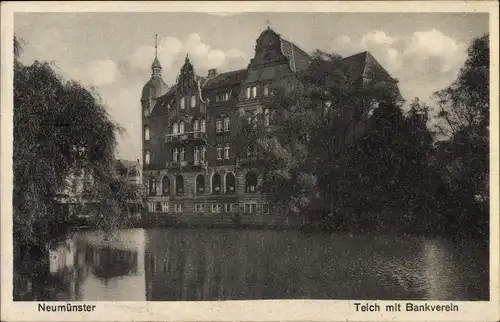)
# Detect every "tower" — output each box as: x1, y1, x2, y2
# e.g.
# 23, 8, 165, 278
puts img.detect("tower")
141, 34, 169, 167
